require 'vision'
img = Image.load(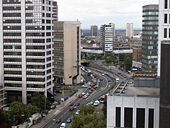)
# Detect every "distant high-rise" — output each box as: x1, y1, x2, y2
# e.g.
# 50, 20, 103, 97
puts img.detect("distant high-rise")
141, 5, 159, 73
91, 25, 98, 36
53, 21, 81, 85
100, 23, 115, 53
0, 0, 54, 104
126, 23, 133, 38
159, 0, 170, 128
